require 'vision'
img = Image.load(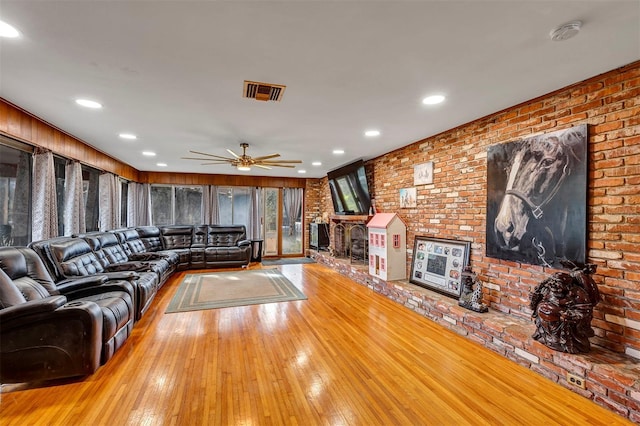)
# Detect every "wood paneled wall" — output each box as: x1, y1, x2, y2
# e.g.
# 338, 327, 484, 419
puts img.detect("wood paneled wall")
0, 98, 139, 181
140, 171, 307, 188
